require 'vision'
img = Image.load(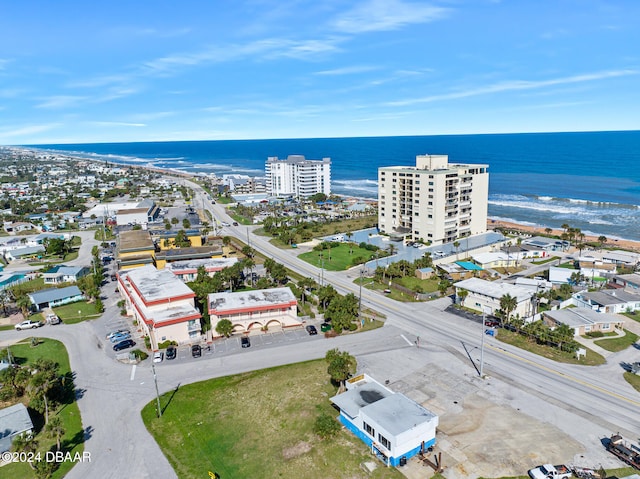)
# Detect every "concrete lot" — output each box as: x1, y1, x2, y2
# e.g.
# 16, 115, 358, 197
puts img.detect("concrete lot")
356, 344, 627, 479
